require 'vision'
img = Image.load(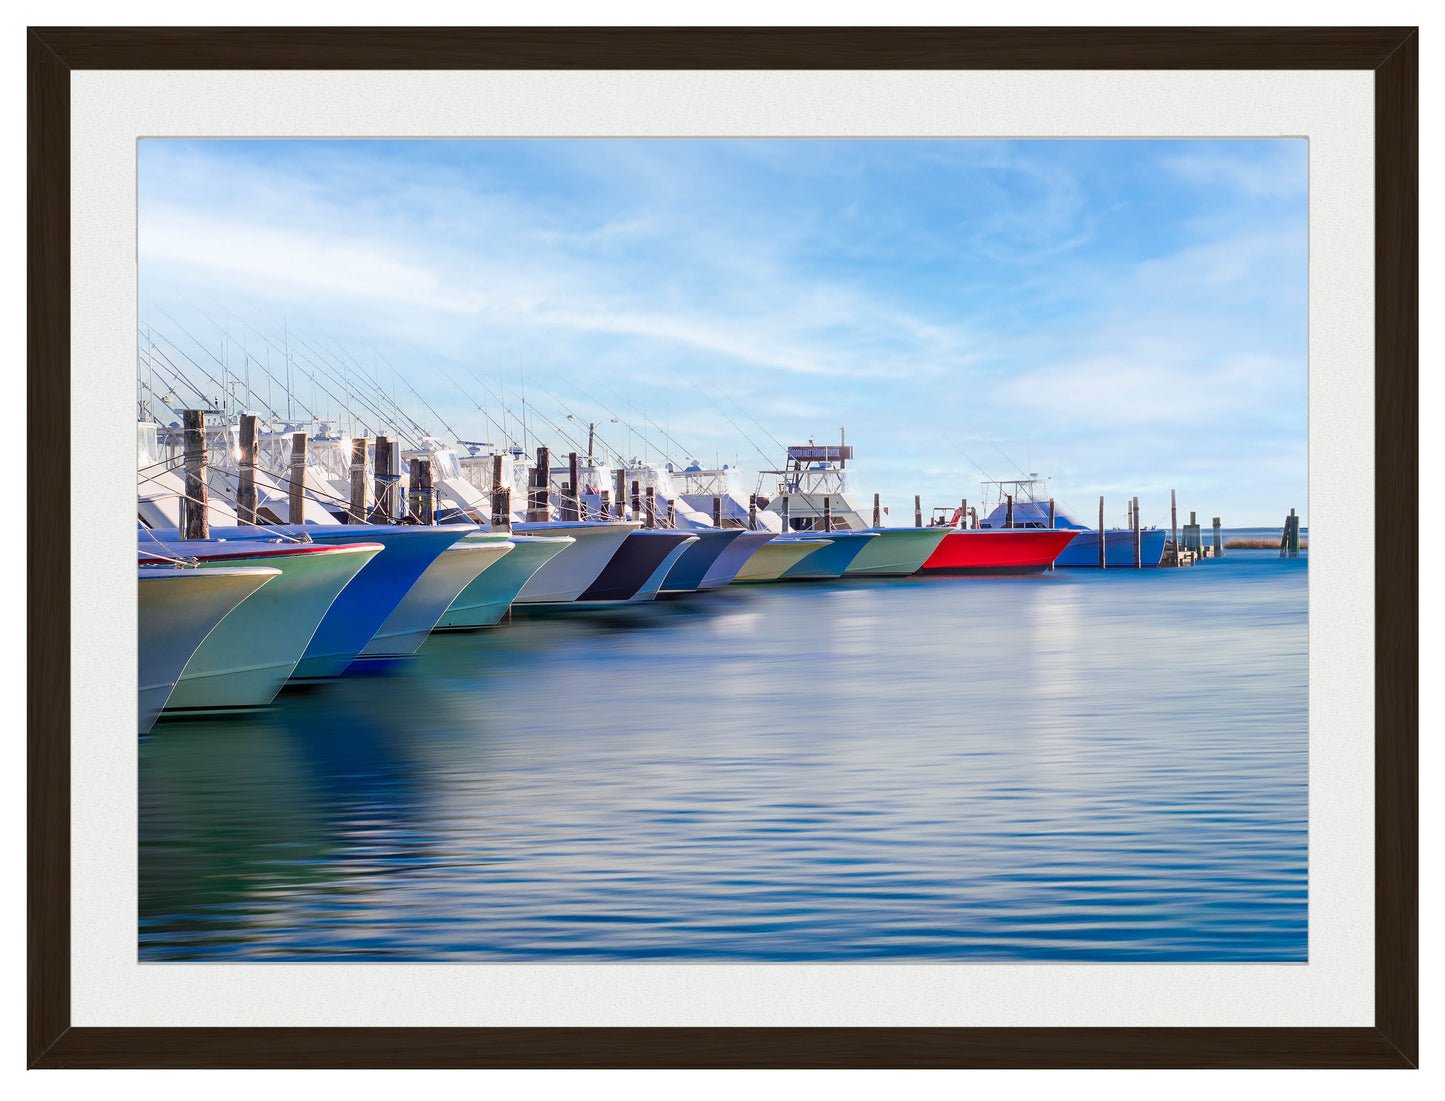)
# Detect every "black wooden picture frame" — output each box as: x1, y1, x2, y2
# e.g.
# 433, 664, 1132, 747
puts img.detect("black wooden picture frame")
27, 26, 1418, 1069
